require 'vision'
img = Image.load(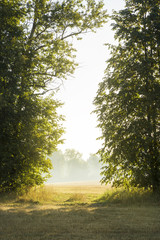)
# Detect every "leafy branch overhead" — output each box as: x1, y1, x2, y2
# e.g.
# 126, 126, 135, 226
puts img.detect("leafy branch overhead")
20, 0, 108, 94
